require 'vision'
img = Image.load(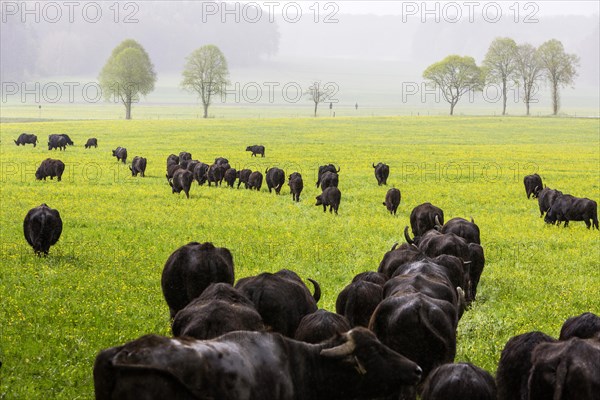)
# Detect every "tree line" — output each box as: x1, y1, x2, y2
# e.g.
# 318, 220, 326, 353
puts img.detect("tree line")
423, 37, 579, 116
